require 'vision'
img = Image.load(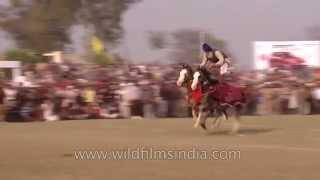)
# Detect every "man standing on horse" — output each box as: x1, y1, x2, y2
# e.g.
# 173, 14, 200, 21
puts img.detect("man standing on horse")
200, 43, 231, 83
192, 43, 232, 98
190, 43, 244, 131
